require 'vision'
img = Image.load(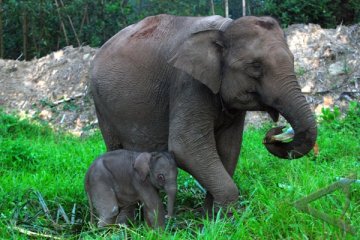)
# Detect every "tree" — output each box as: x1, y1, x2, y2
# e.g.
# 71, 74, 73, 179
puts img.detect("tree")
249, 0, 360, 27
224, 0, 229, 17
210, 0, 215, 15
0, 0, 3, 58
0, 0, 359, 60
22, 3, 28, 60
242, 0, 246, 16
